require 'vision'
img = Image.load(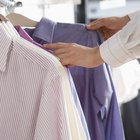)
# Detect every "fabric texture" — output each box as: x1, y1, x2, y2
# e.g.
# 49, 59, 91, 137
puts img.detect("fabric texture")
112, 60, 140, 104
25, 18, 125, 140
0, 22, 88, 140
15, 25, 91, 140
